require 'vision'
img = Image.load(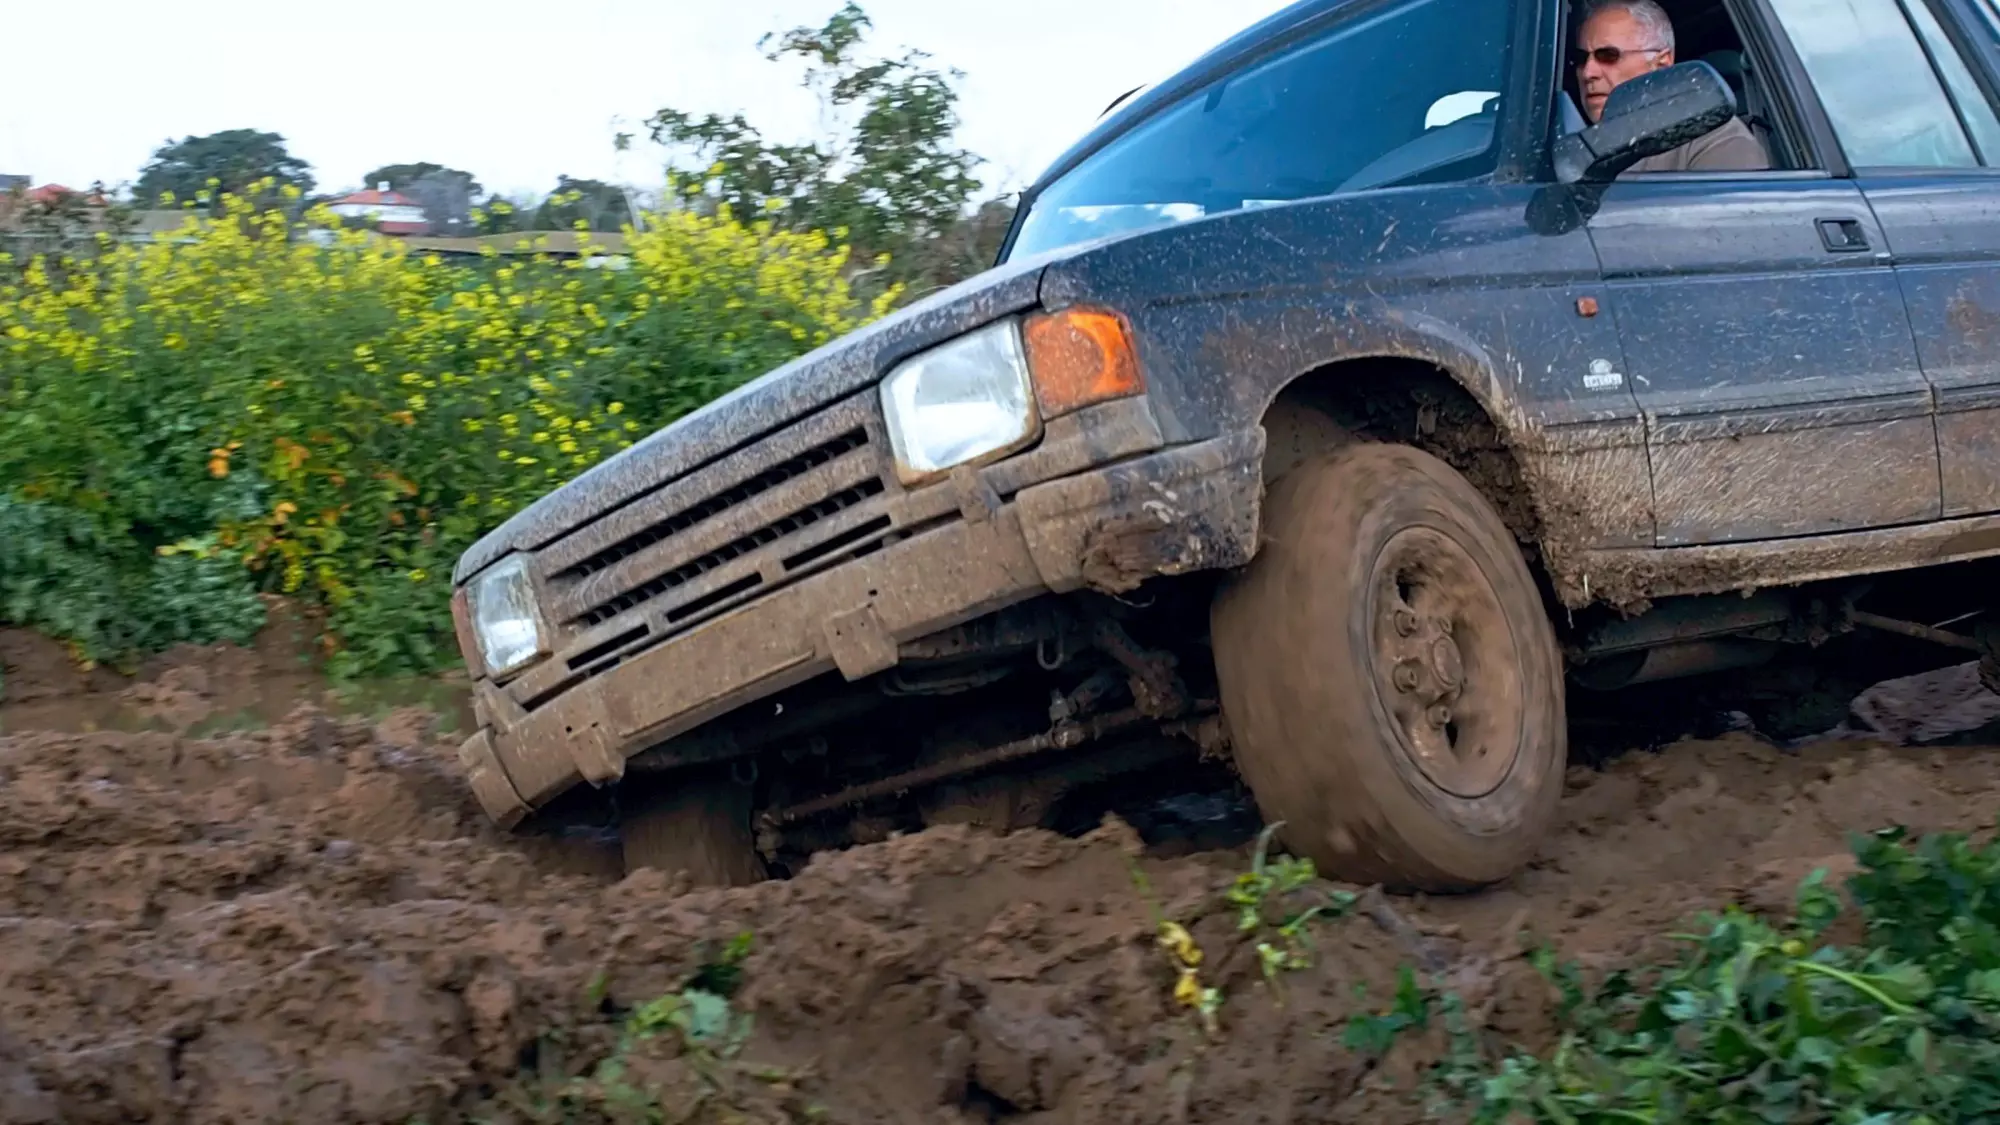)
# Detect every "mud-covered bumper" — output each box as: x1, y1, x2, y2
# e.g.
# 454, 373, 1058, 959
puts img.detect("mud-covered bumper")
457, 425, 1267, 827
